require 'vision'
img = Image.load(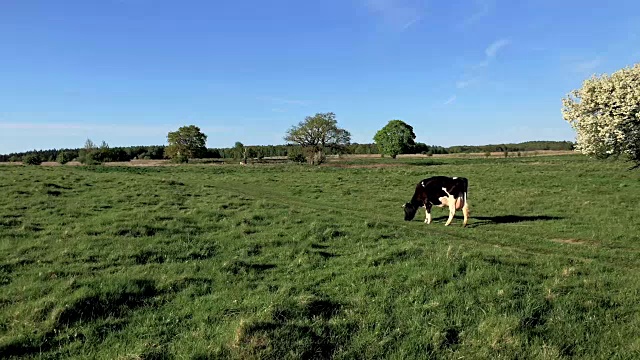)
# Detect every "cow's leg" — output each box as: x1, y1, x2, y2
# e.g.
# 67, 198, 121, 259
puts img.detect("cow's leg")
462, 200, 469, 227
424, 203, 432, 224
445, 195, 456, 226
460, 191, 469, 227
